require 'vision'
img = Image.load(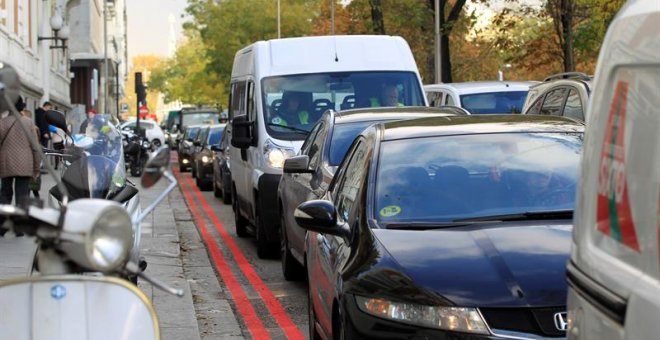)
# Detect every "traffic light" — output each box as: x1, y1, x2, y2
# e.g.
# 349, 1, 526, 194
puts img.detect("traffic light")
135, 72, 147, 105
